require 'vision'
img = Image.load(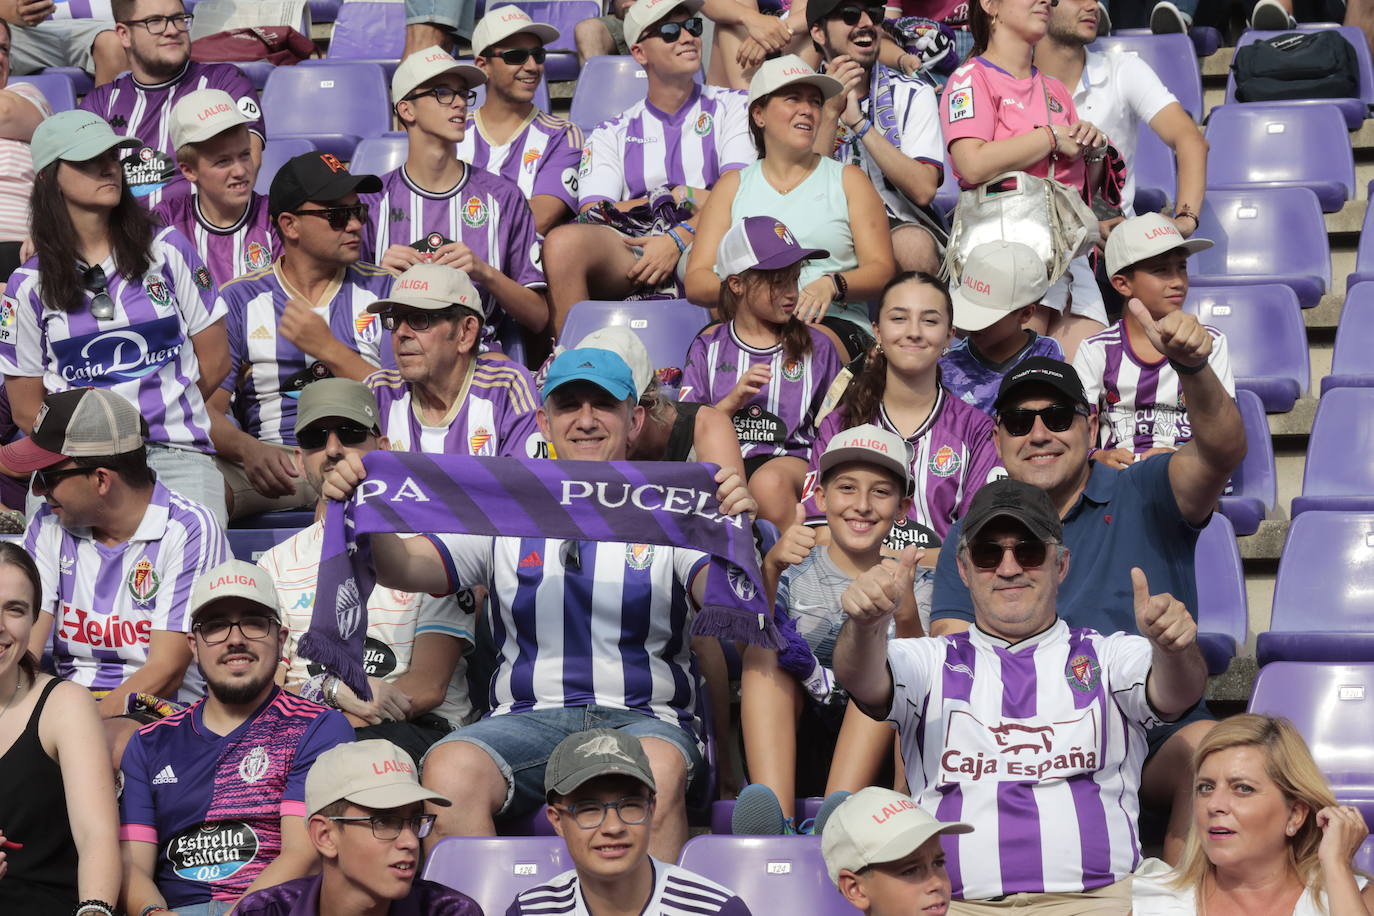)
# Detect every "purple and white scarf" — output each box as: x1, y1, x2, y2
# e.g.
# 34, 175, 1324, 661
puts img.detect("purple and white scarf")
301, 451, 783, 698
